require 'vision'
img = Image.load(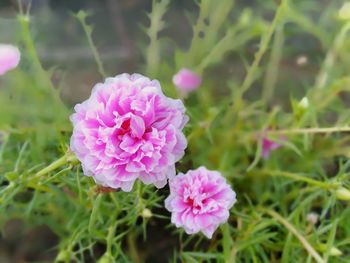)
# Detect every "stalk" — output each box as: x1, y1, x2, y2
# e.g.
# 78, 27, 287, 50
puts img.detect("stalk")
261, 208, 326, 263
257, 170, 337, 190
265, 126, 350, 135
35, 151, 78, 177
